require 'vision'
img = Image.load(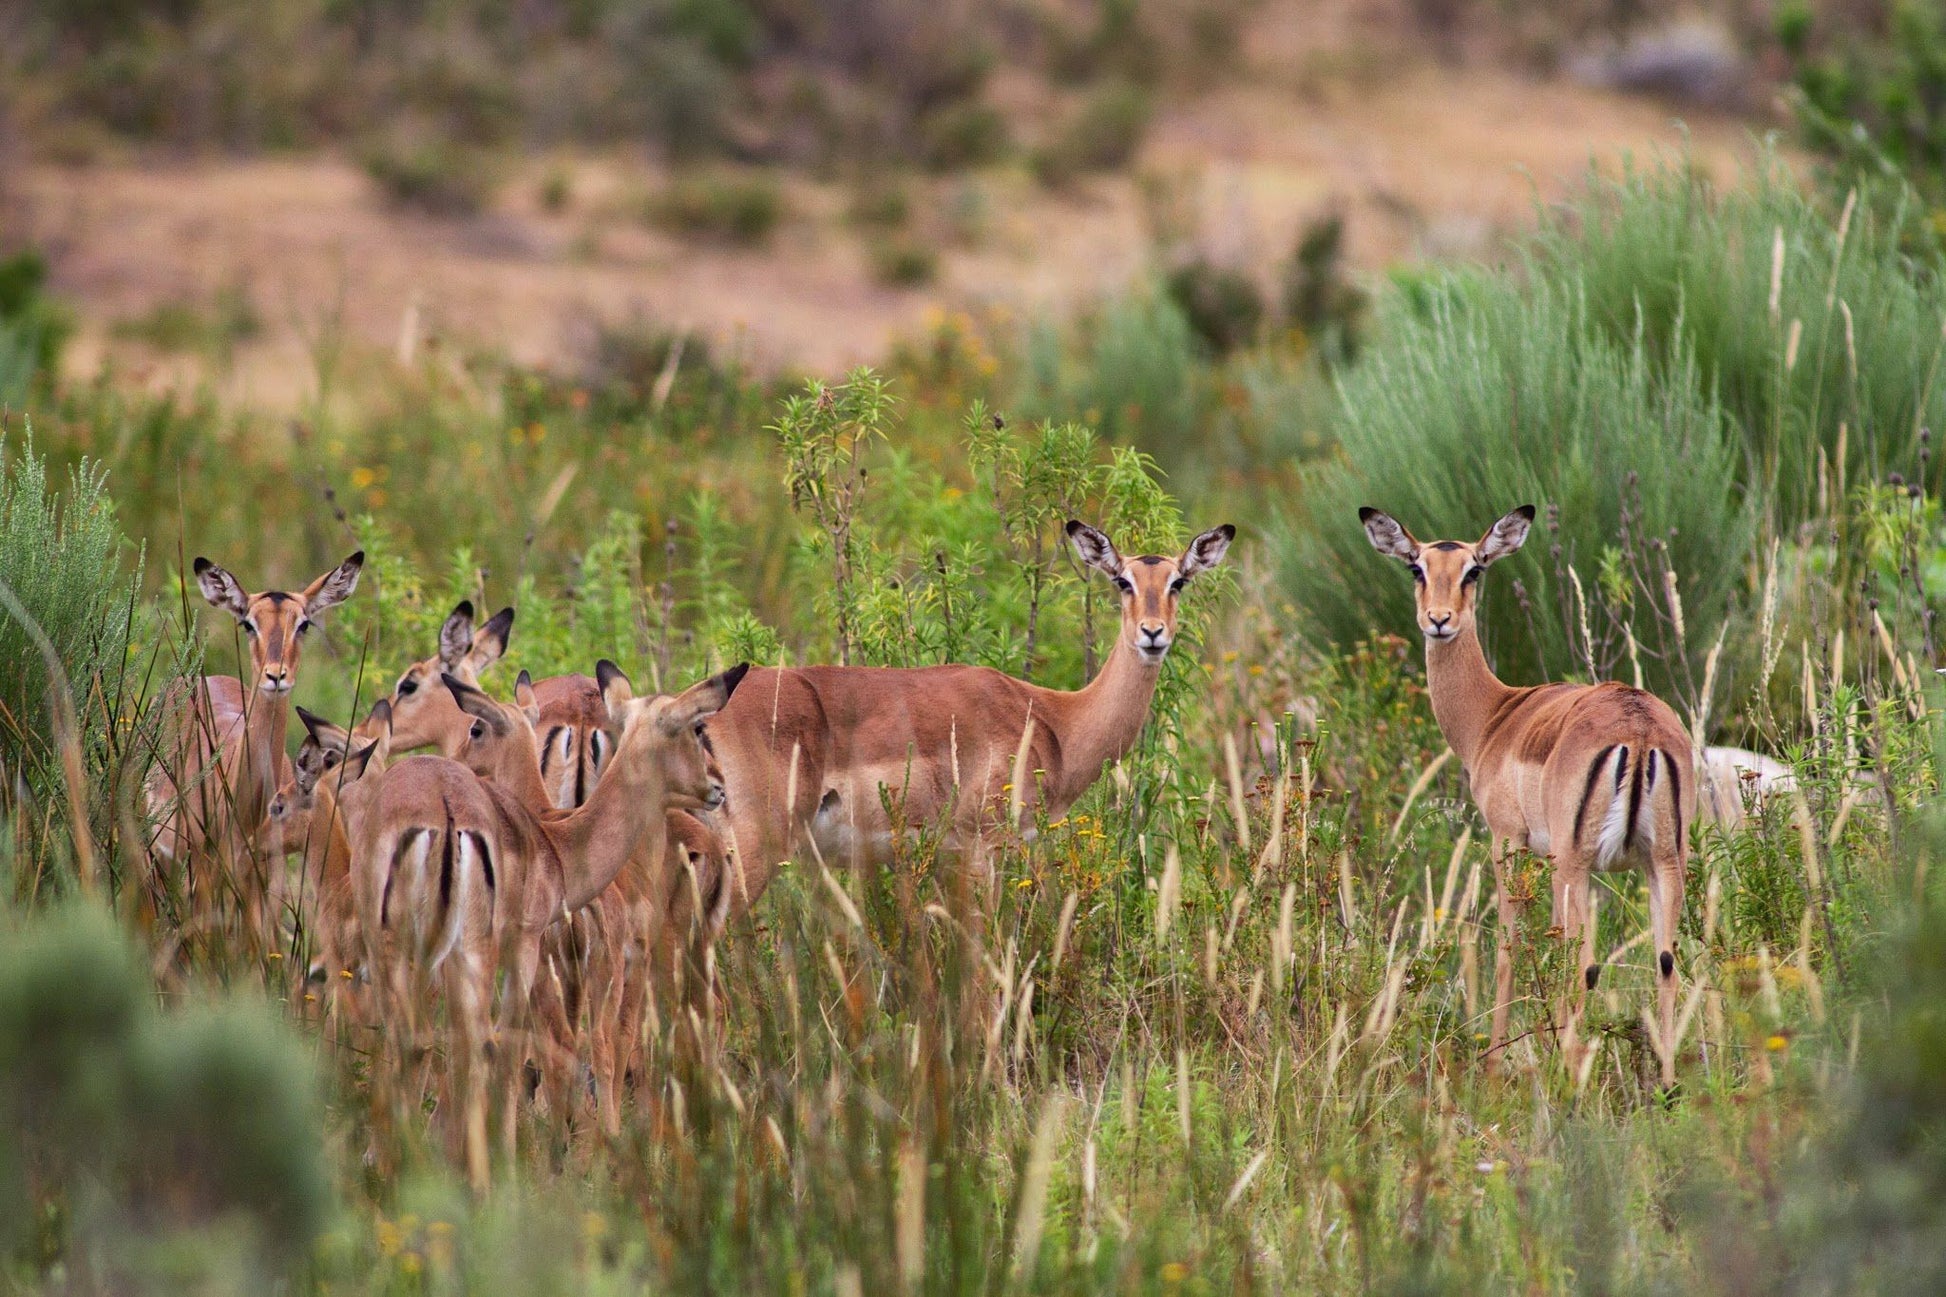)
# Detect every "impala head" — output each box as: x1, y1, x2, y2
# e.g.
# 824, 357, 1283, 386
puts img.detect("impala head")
1067, 521, 1235, 665
260, 721, 382, 855
386, 601, 514, 752
194, 551, 363, 695
595, 659, 749, 811
1360, 505, 1535, 643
